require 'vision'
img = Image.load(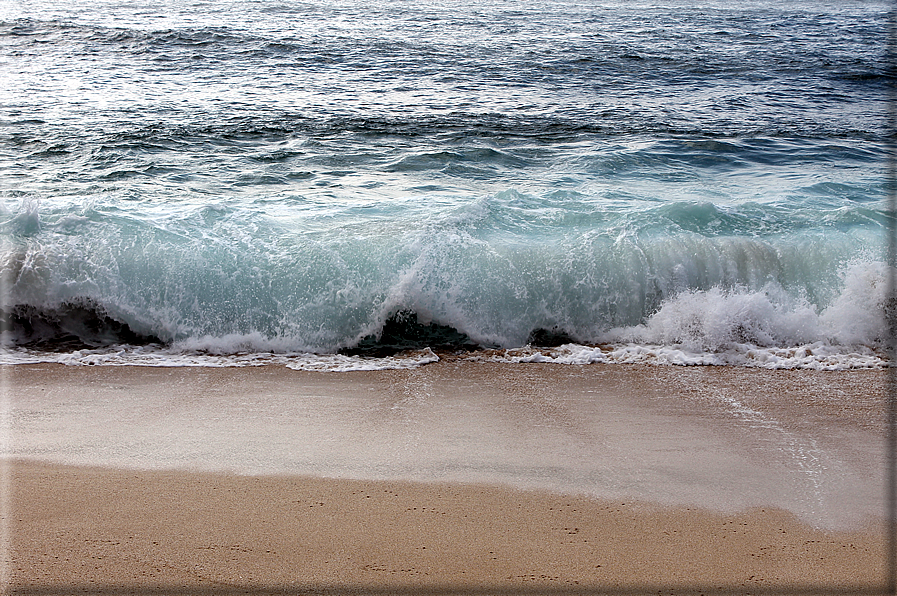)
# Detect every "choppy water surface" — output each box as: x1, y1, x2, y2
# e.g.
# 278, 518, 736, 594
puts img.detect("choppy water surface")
0, 0, 890, 369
